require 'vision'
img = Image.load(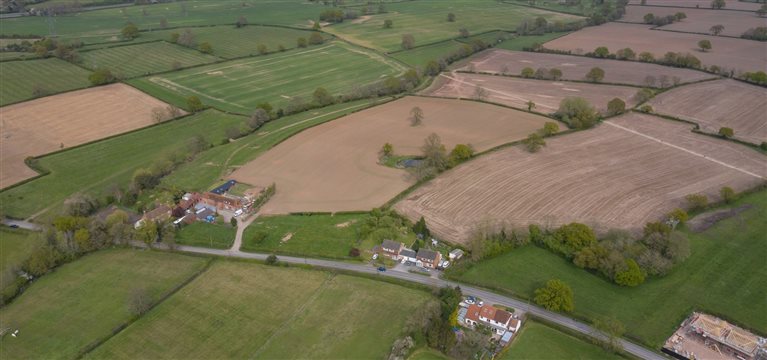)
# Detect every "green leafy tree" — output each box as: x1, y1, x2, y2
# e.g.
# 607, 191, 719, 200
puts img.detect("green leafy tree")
312, 87, 334, 106
585, 67, 605, 82
607, 98, 626, 116
718, 127, 733, 138
541, 122, 559, 137
121, 22, 139, 39
593, 46, 610, 58
449, 144, 474, 166
616, 47, 636, 60
521, 67, 535, 78
297, 37, 307, 48
643, 13, 655, 24
685, 193, 709, 210
381, 143, 394, 158
312, 20, 320, 30
135, 221, 158, 246
447, 13, 456, 22
638, 51, 655, 62
198, 42, 213, 54
383, 19, 393, 28
187, 96, 204, 112
401, 34, 415, 50
557, 97, 599, 129
308, 32, 324, 45
675, 12, 687, 21
534, 279, 574, 312
548, 68, 563, 80
88, 68, 116, 85
720, 186, 736, 203
413, 216, 431, 239
615, 259, 646, 286
698, 39, 712, 52
666, 208, 689, 224
523, 133, 546, 153
548, 222, 596, 257
266, 254, 278, 265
